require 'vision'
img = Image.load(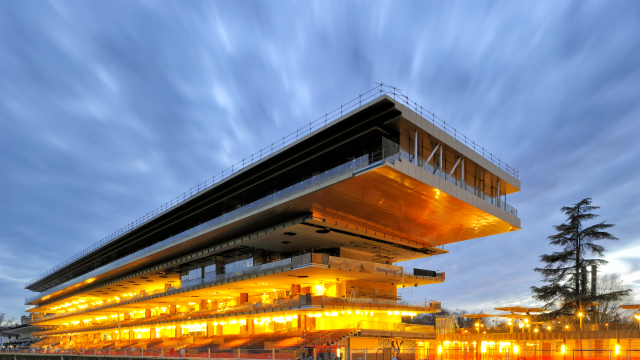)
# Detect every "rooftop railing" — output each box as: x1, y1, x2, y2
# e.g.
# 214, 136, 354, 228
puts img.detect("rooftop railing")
27, 84, 518, 289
